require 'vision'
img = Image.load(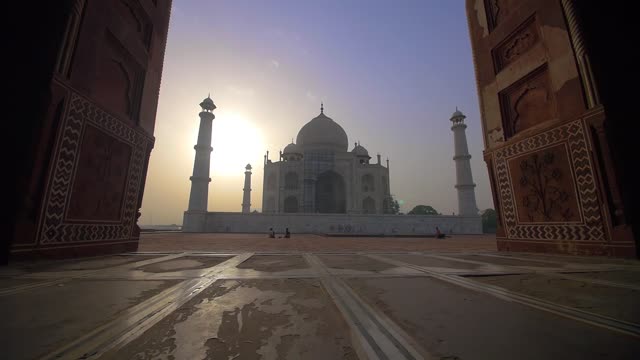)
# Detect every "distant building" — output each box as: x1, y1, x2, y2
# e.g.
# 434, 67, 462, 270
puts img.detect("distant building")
450, 108, 479, 216
262, 104, 391, 214
183, 100, 481, 235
